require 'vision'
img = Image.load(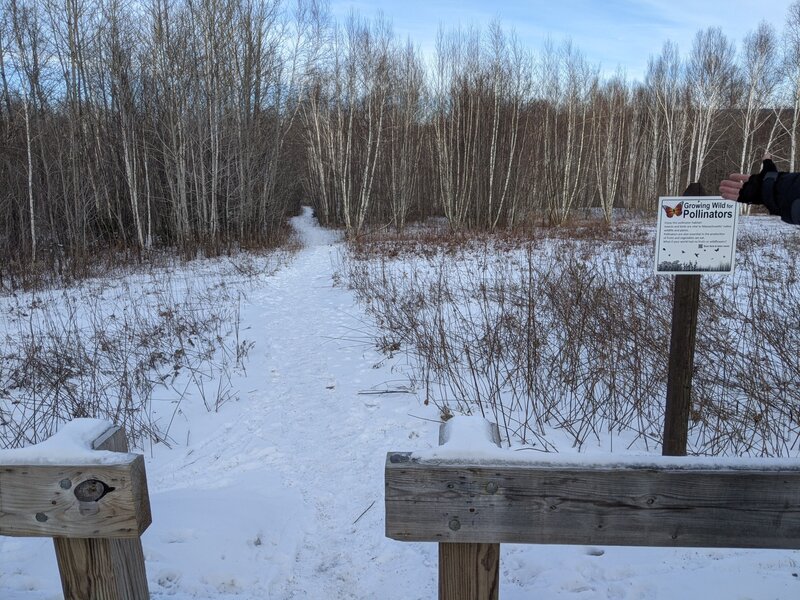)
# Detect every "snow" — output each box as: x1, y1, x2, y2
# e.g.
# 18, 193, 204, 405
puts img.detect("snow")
422, 415, 508, 460
417, 415, 800, 470
0, 418, 122, 465
2, 209, 800, 599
